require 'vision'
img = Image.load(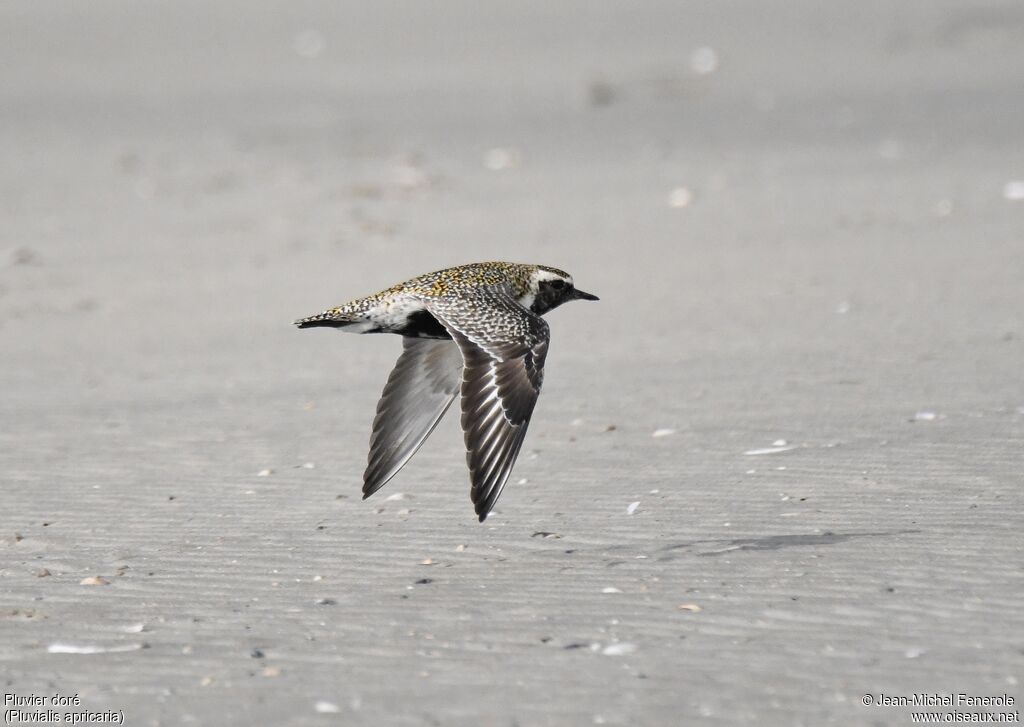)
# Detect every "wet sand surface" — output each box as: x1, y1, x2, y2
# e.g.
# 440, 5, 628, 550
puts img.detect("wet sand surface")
2, 2, 1023, 725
